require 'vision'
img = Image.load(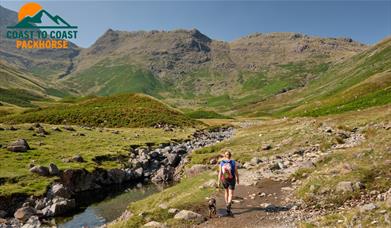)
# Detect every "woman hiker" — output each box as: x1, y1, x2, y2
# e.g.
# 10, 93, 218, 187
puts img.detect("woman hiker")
218, 150, 239, 216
